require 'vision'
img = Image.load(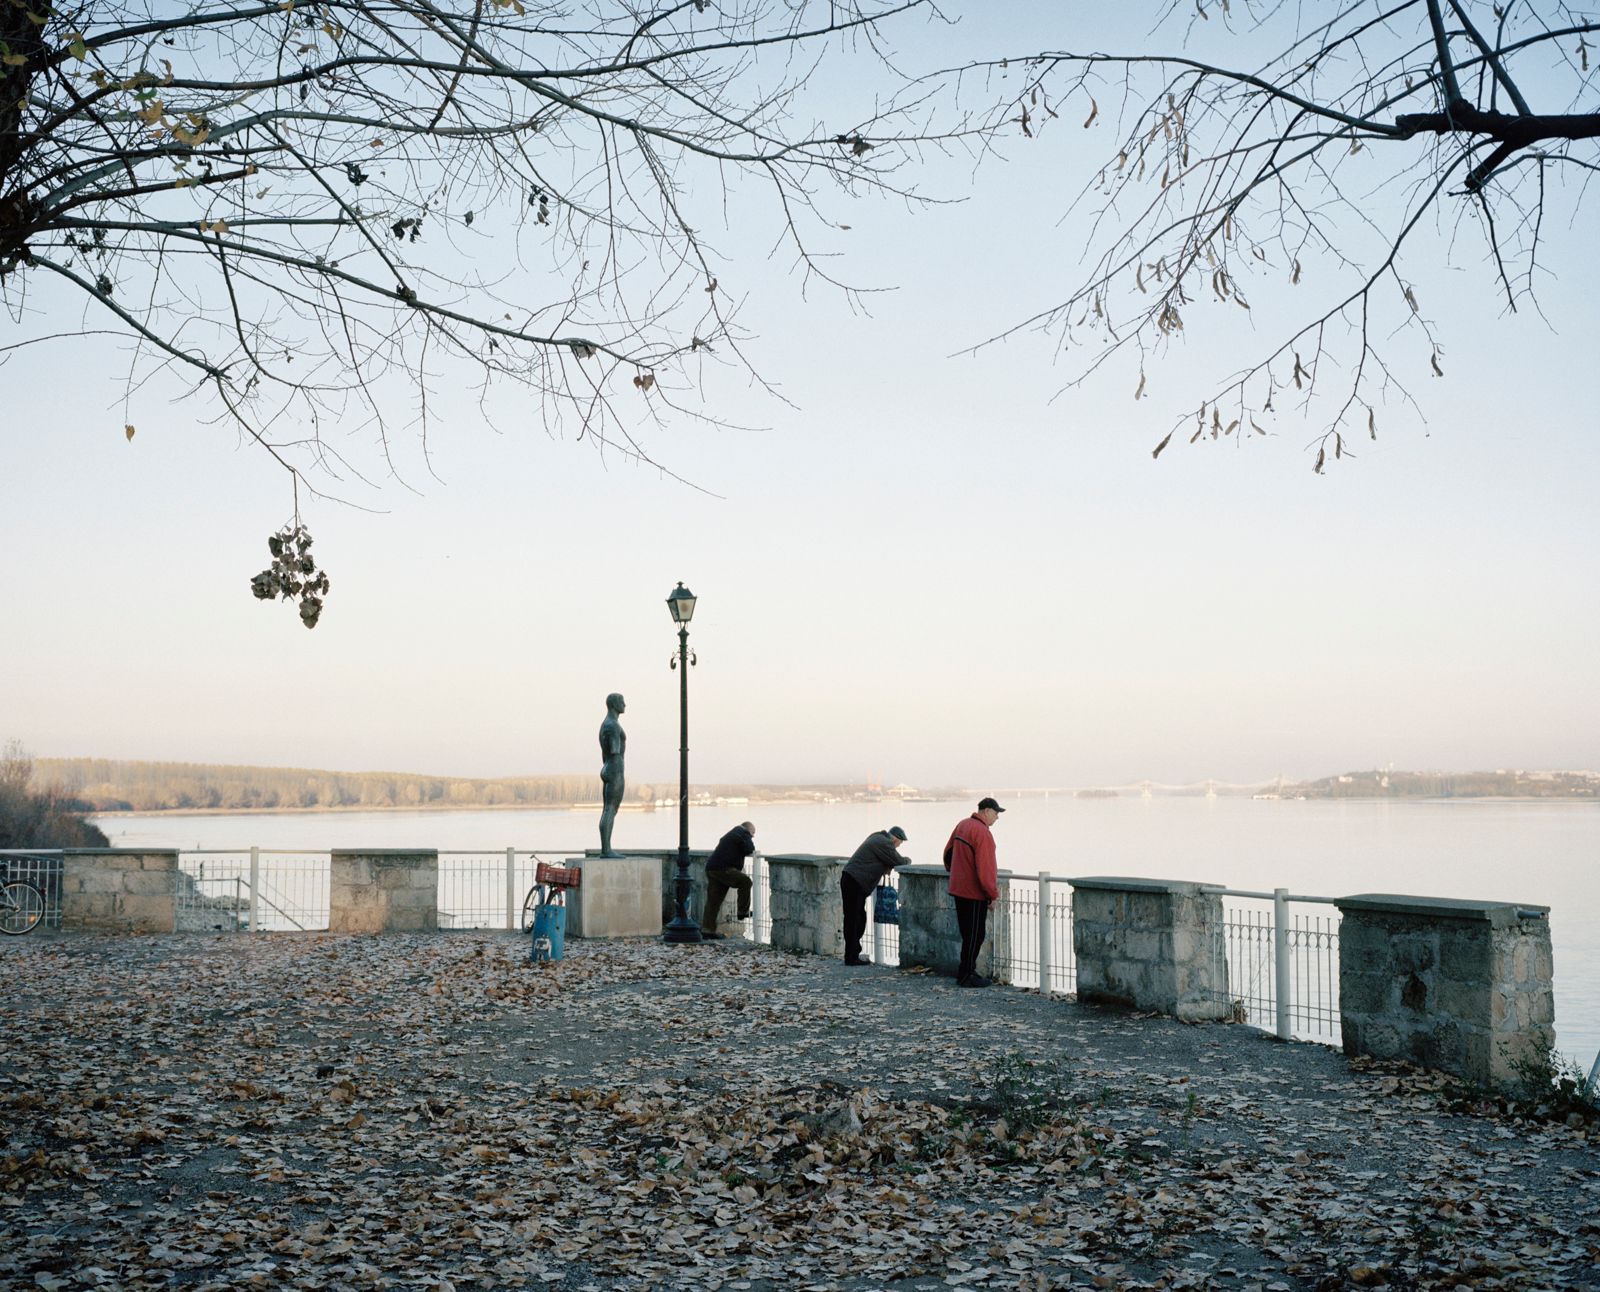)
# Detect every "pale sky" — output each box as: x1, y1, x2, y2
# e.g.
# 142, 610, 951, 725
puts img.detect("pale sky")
5, 4, 1598, 790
